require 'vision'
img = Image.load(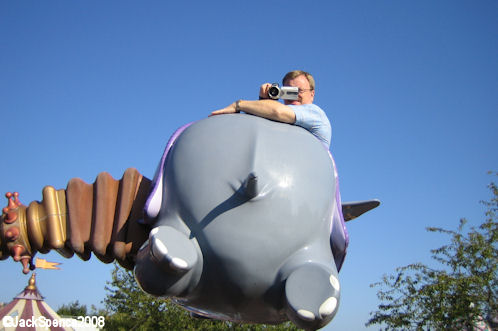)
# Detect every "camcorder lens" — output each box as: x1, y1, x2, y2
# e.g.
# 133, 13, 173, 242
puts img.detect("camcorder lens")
268, 86, 279, 98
